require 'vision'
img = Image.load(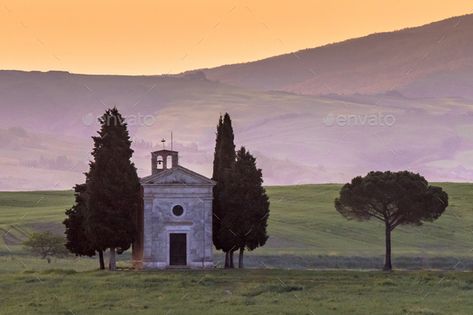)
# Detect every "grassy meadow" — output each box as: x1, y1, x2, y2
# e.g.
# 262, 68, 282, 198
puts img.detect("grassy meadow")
1, 183, 473, 314
2, 269, 473, 315
2, 183, 473, 269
